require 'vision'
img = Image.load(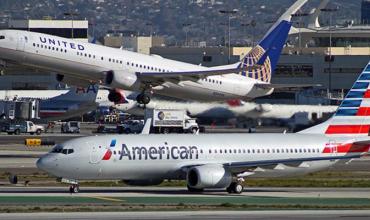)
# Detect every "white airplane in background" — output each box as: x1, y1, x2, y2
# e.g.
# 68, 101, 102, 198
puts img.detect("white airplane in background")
0, 0, 309, 105
37, 61, 370, 194
0, 85, 116, 120
115, 98, 337, 124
